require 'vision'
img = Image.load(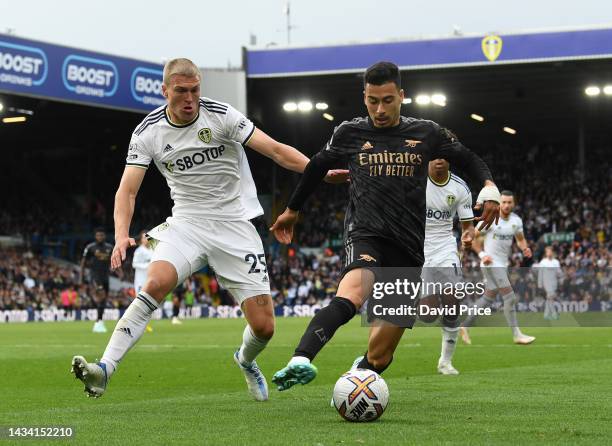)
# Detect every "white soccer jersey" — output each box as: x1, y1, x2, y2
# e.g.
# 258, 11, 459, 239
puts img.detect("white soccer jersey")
424, 173, 474, 261
132, 245, 153, 291
126, 97, 264, 220
537, 258, 562, 291
480, 212, 523, 267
